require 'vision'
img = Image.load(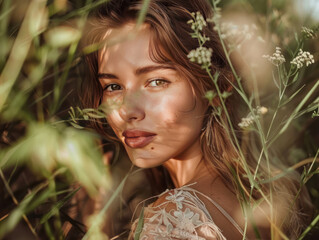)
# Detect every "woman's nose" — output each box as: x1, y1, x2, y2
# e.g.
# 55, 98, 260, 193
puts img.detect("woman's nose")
118, 91, 145, 123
